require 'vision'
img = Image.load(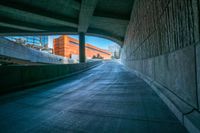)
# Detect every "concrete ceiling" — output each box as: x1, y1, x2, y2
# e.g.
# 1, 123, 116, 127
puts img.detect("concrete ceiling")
0, 0, 134, 46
